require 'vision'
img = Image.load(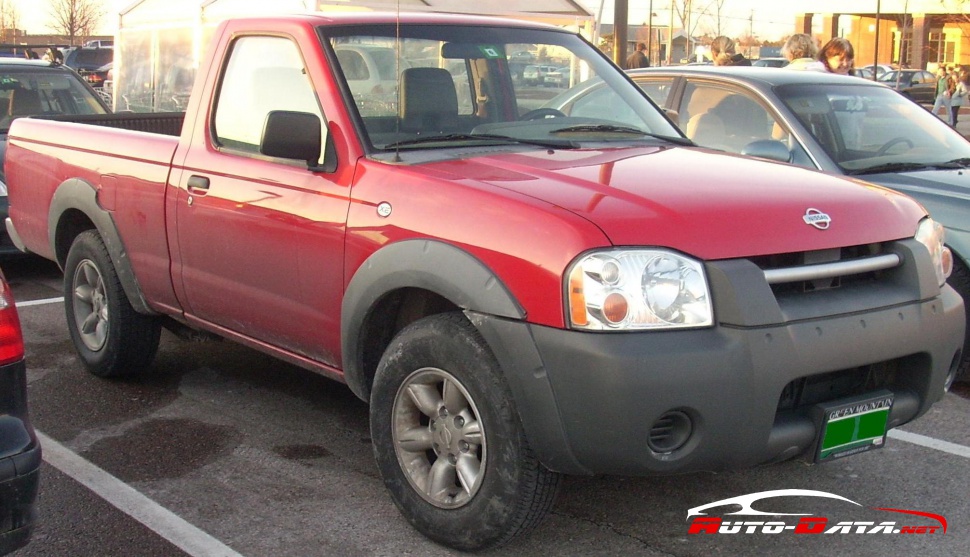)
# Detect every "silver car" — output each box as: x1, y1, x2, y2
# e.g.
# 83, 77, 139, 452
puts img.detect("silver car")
544, 66, 970, 381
